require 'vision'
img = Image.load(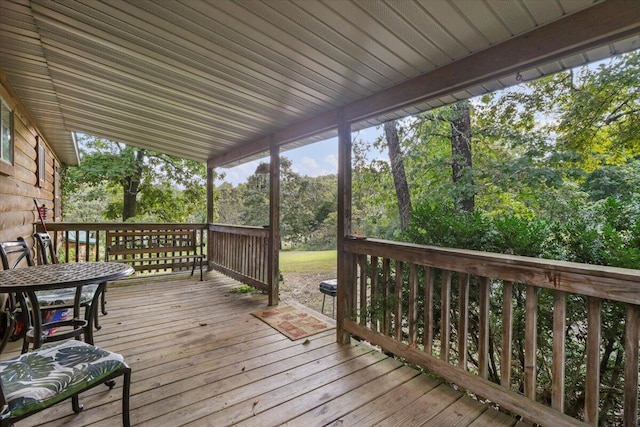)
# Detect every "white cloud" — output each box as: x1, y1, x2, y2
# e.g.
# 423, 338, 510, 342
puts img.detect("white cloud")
301, 157, 318, 170
215, 159, 264, 186
324, 154, 338, 171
